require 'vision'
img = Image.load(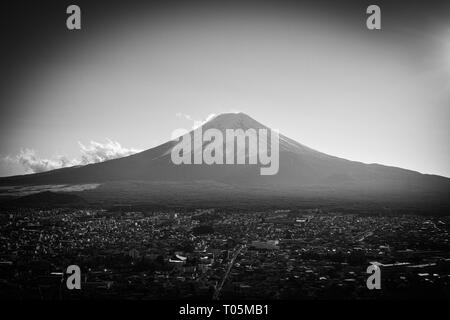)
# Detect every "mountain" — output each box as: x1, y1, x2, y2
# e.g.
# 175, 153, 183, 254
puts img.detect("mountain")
0, 113, 449, 211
